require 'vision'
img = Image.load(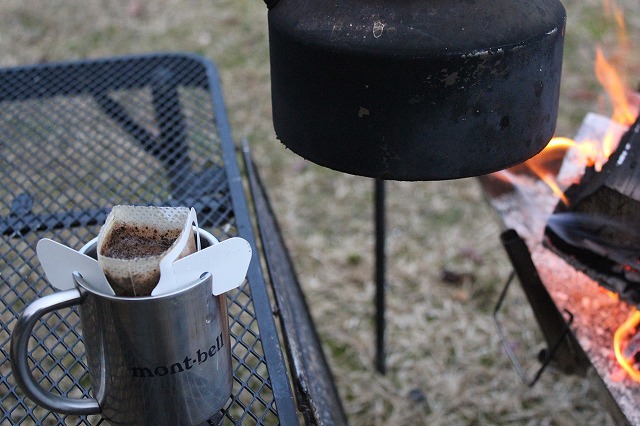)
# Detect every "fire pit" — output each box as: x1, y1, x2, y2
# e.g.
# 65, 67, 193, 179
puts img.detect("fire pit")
479, 122, 639, 425
479, 39, 640, 422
